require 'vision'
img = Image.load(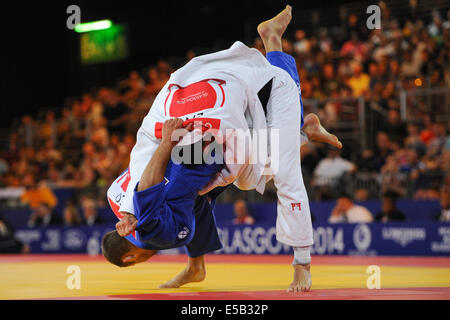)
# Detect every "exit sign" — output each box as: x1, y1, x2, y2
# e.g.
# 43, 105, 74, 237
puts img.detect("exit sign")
80, 24, 128, 64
